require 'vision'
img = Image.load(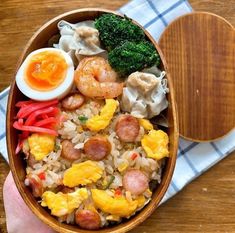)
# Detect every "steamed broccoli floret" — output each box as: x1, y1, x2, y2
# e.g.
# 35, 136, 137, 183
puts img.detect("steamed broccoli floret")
95, 14, 145, 51
108, 41, 160, 76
